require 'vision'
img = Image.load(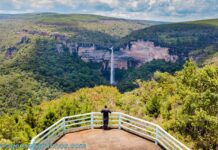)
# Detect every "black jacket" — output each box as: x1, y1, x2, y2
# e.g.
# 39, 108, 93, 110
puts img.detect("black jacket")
101, 108, 111, 119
